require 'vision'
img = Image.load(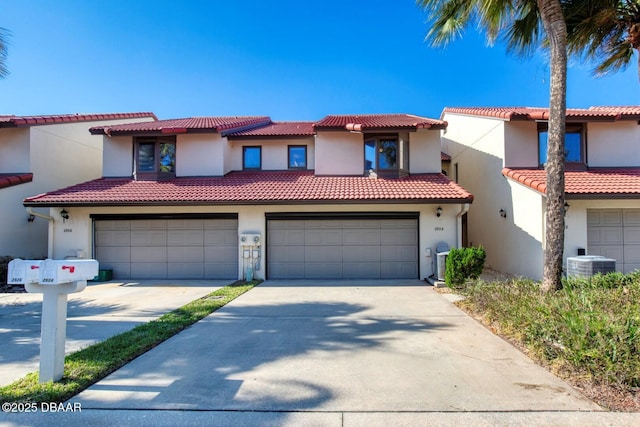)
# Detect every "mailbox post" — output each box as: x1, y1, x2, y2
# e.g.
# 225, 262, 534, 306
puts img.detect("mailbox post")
8, 259, 98, 383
